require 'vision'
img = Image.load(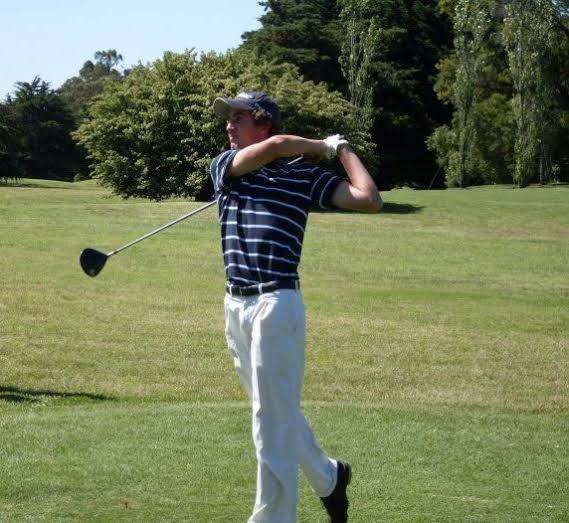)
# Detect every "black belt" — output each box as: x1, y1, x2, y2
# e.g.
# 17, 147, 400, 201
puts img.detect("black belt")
226, 280, 300, 297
